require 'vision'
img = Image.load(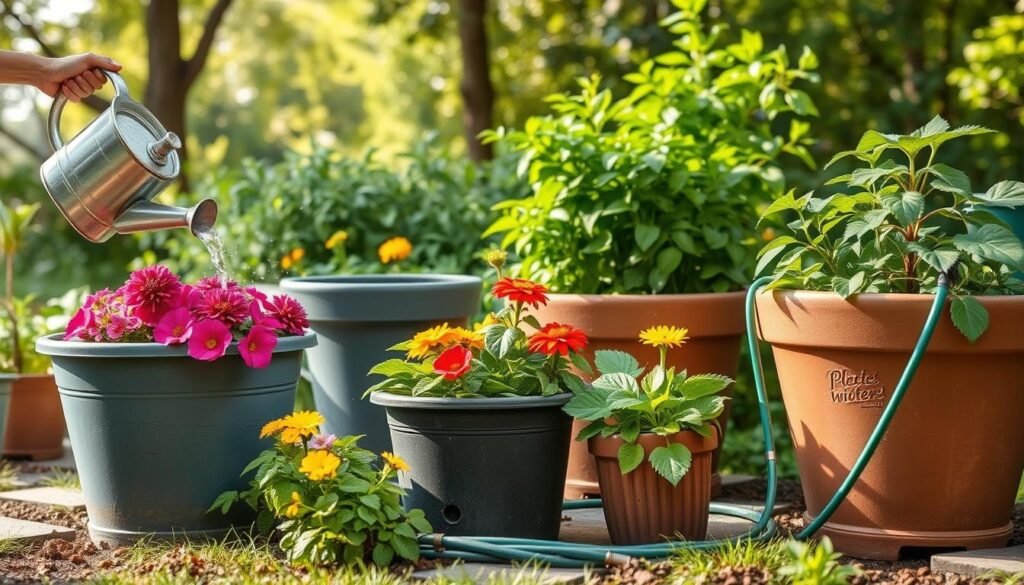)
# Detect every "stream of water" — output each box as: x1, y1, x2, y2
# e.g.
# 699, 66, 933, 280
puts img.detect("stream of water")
195, 226, 231, 286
